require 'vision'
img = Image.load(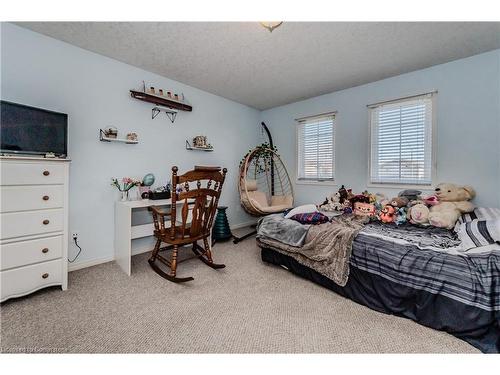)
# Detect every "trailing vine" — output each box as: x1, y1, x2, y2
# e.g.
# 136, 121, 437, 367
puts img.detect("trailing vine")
240, 143, 279, 174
